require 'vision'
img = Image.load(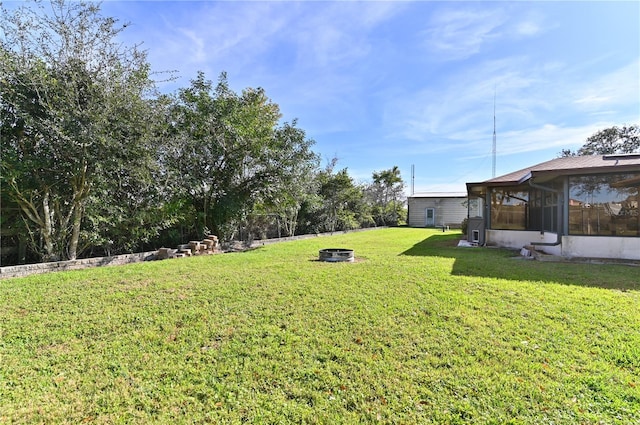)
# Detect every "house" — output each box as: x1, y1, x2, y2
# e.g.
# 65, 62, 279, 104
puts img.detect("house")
407, 192, 468, 228
466, 154, 640, 260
